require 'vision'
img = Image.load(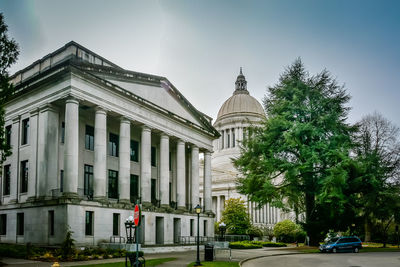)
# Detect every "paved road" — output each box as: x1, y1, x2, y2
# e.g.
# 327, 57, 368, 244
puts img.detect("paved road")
242, 252, 400, 267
